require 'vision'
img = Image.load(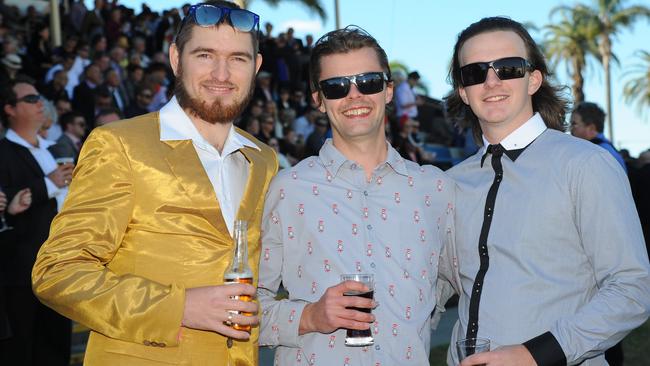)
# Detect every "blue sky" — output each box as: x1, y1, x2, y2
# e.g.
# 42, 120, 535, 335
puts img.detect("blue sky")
97, 0, 650, 156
